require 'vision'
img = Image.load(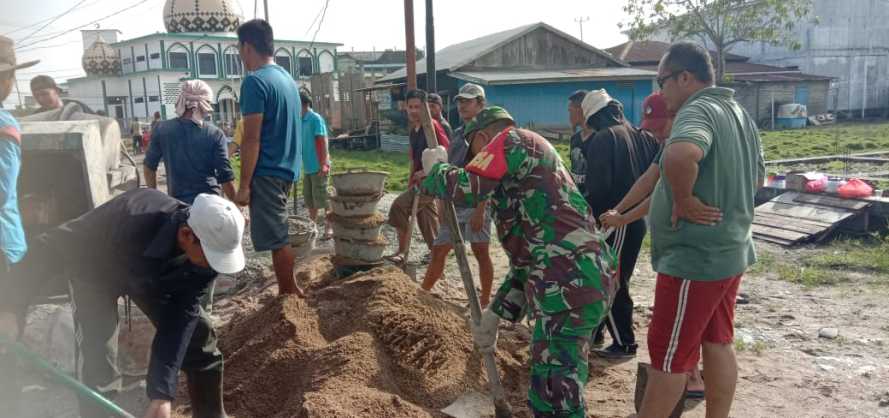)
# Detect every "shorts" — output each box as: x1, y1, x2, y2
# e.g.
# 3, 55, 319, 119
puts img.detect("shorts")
647, 273, 742, 374
301, 172, 329, 210
249, 176, 293, 252
387, 189, 439, 248
433, 206, 492, 246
